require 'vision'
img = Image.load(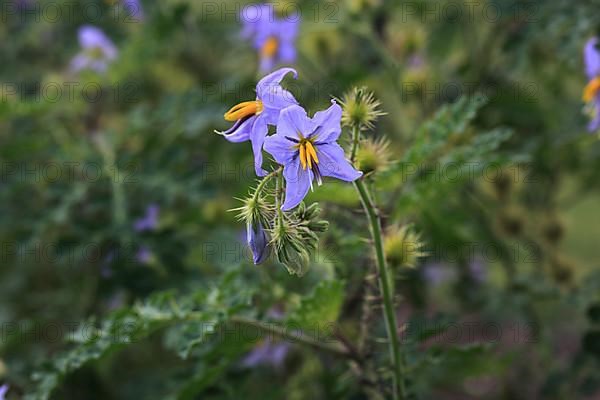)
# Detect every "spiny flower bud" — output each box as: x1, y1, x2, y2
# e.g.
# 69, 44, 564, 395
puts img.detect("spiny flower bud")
272, 217, 310, 276
233, 194, 271, 228
347, 0, 382, 14
496, 207, 524, 237
270, 202, 329, 275
492, 172, 513, 201
542, 216, 565, 246
550, 256, 576, 286
356, 137, 392, 175
232, 188, 273, 265
279, 245, 311, 277
384, 224, 426, 268
308, 220, 329, 233
293, 202, 329, 249
339, 87, 386, 131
